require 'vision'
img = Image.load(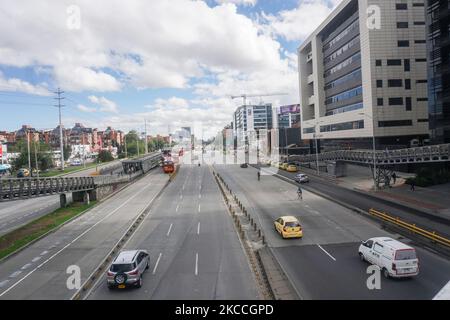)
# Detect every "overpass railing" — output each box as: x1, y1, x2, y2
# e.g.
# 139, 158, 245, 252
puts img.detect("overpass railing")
0, 176, 95, 201
289, 144, 450, 165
